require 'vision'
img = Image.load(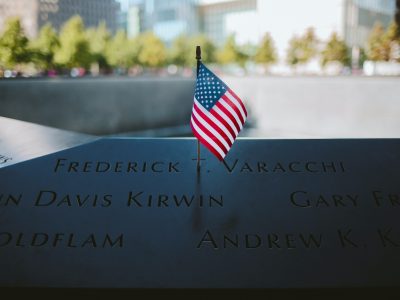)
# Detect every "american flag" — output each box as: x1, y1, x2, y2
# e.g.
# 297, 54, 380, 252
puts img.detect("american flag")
190, 63, 247, 161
